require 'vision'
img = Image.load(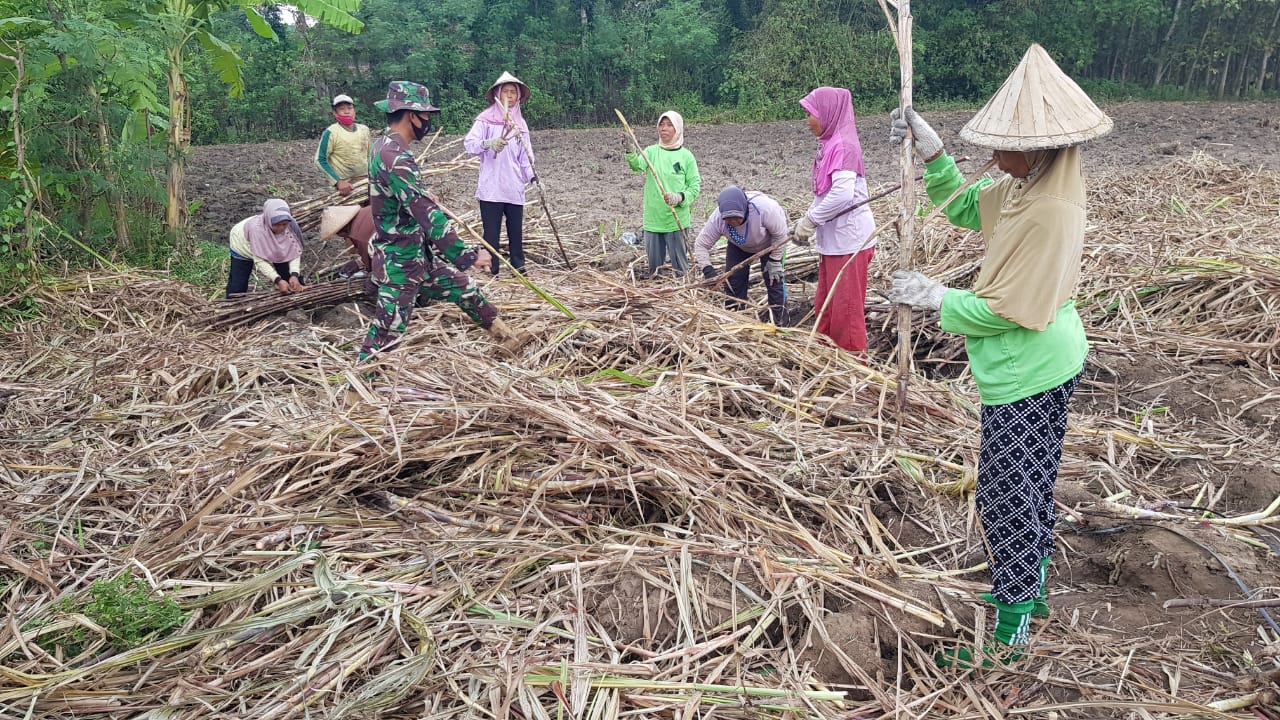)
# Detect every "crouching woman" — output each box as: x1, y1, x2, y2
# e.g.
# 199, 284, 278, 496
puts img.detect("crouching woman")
227, 199, 307, 297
